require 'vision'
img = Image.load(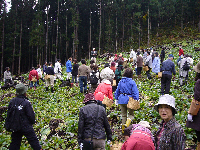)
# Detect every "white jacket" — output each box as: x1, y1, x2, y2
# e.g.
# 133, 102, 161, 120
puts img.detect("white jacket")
54, 61, 62, 74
